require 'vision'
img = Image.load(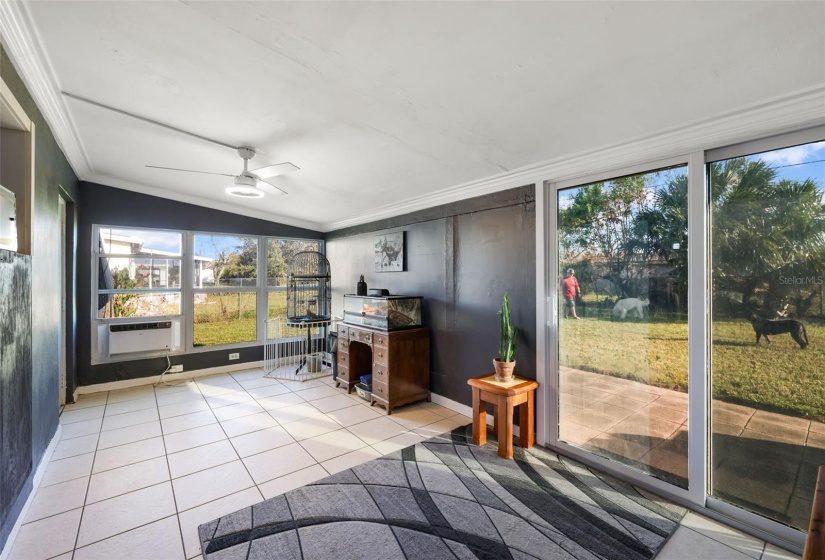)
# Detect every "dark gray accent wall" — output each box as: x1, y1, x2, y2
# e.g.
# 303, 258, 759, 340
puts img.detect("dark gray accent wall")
326, 185, 536, 408
77, 181, 324, 386
1, 44, 80, 549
